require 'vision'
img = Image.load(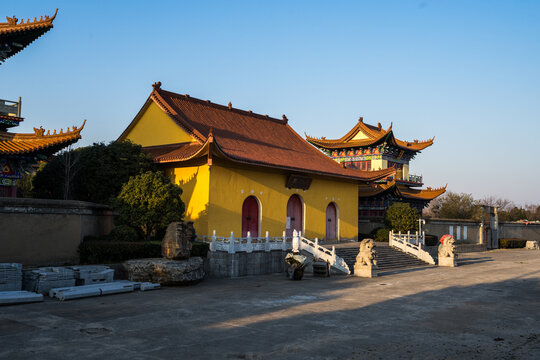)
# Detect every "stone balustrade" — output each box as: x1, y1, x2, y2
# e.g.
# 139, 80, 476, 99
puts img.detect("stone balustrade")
389, 230, 436, 265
